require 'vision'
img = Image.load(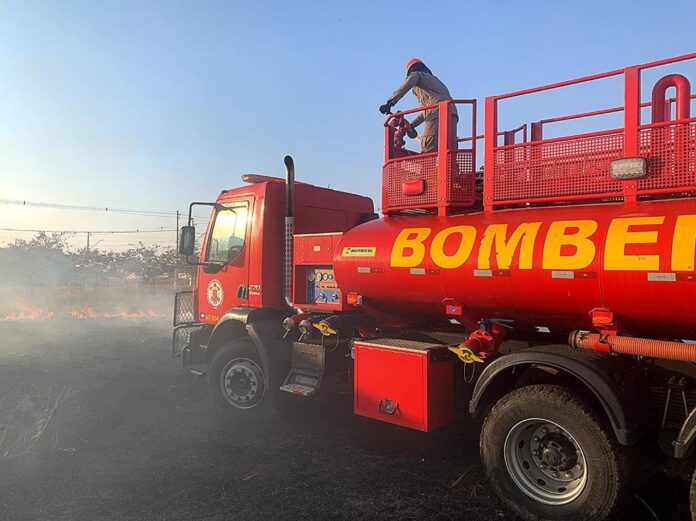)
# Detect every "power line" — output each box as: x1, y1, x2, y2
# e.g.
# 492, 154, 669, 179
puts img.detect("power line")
91, 241, 176, 246
1, 197, 212, 223
0, 227, 176, 235
0, 198, 178, 217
